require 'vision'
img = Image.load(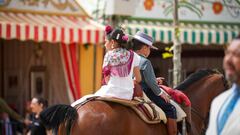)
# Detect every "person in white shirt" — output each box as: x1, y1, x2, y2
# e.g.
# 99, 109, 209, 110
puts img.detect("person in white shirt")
94, 25, 141, 100
206, 35, 240, 135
